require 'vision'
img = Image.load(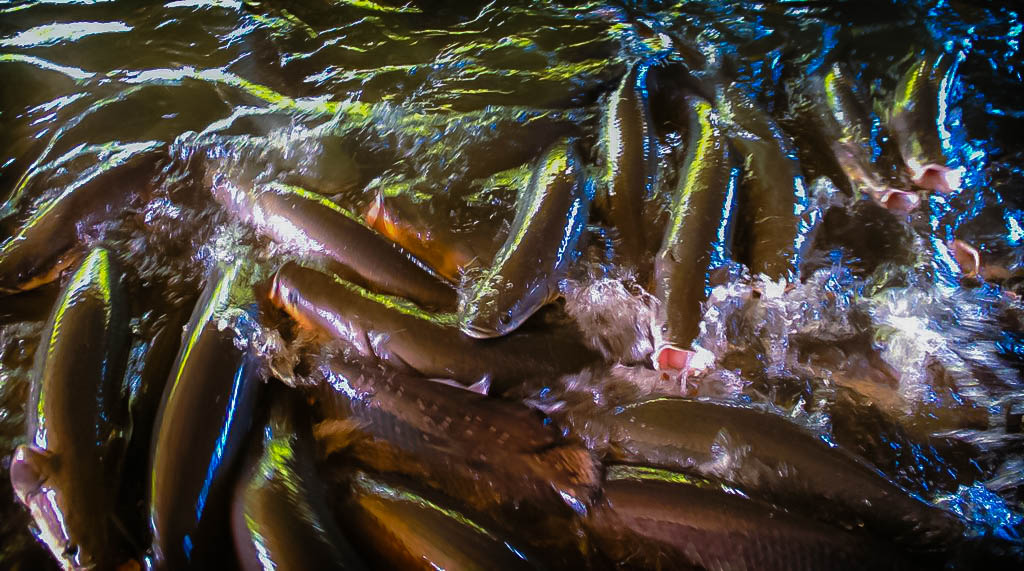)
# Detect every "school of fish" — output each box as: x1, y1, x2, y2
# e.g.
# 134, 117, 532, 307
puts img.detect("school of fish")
1, 1, 1023, 570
